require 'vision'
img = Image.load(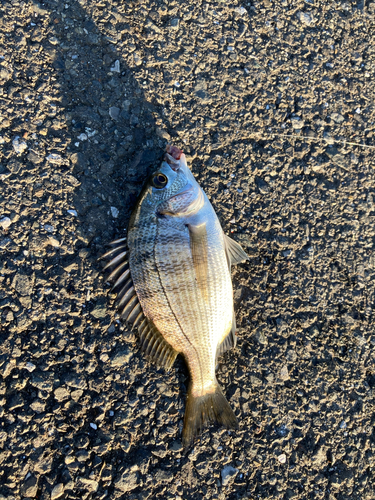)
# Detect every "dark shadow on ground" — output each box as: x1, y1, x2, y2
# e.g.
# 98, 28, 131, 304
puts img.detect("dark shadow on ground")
38, 0, 164, 249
